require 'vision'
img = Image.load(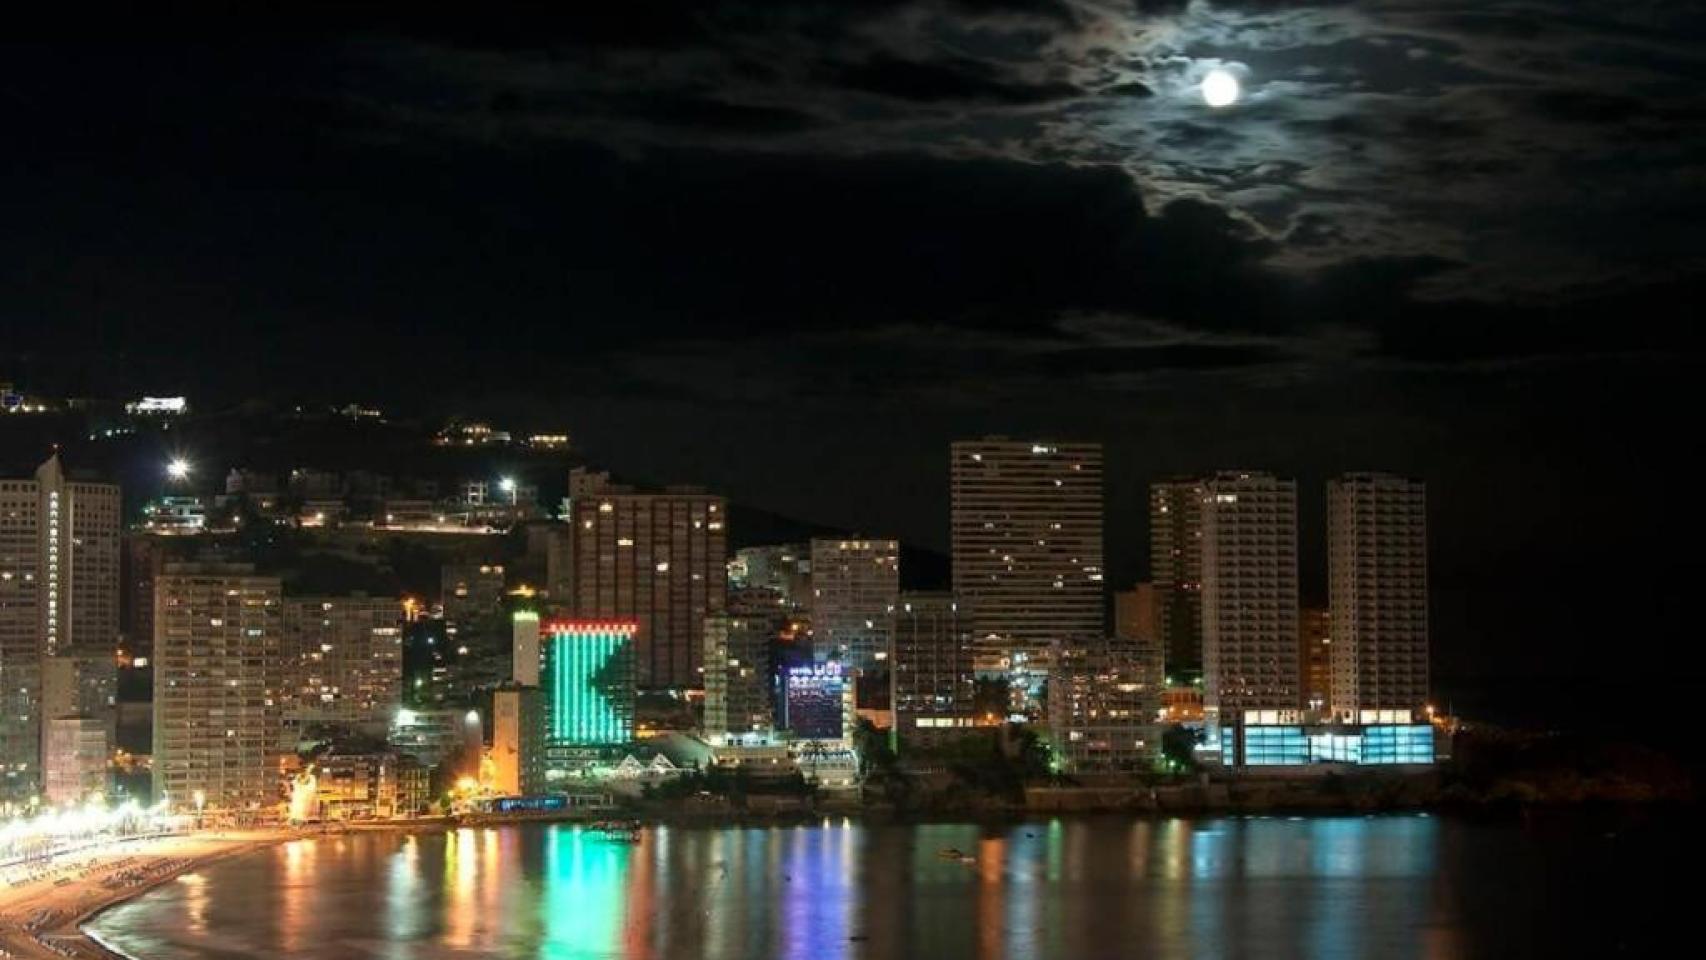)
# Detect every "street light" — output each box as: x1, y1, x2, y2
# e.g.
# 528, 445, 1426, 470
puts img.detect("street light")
193, 789, 205, 828
499, 476, 517, 504
167, 458, 192, 482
